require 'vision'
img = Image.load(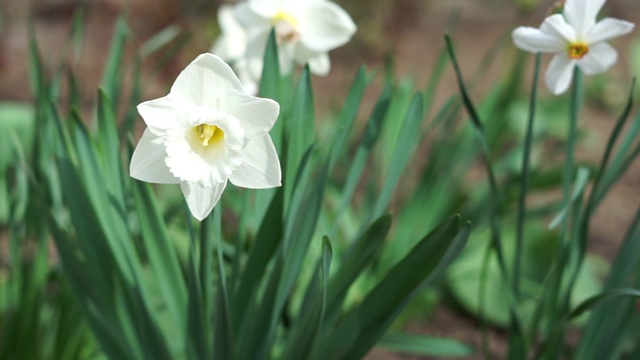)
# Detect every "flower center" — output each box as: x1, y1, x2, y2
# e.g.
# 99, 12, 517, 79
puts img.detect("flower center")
568, 43, 589, 60
195, 124, 224, 147
272, 11, 298, 43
